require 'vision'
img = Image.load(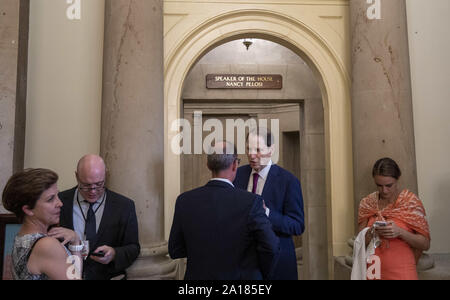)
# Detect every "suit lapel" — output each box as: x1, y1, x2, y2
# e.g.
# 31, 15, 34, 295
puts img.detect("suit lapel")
60, 187, 77, 229
236, 165, 252, 189
261, 164, 280, 199
93, 189, 114, 247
